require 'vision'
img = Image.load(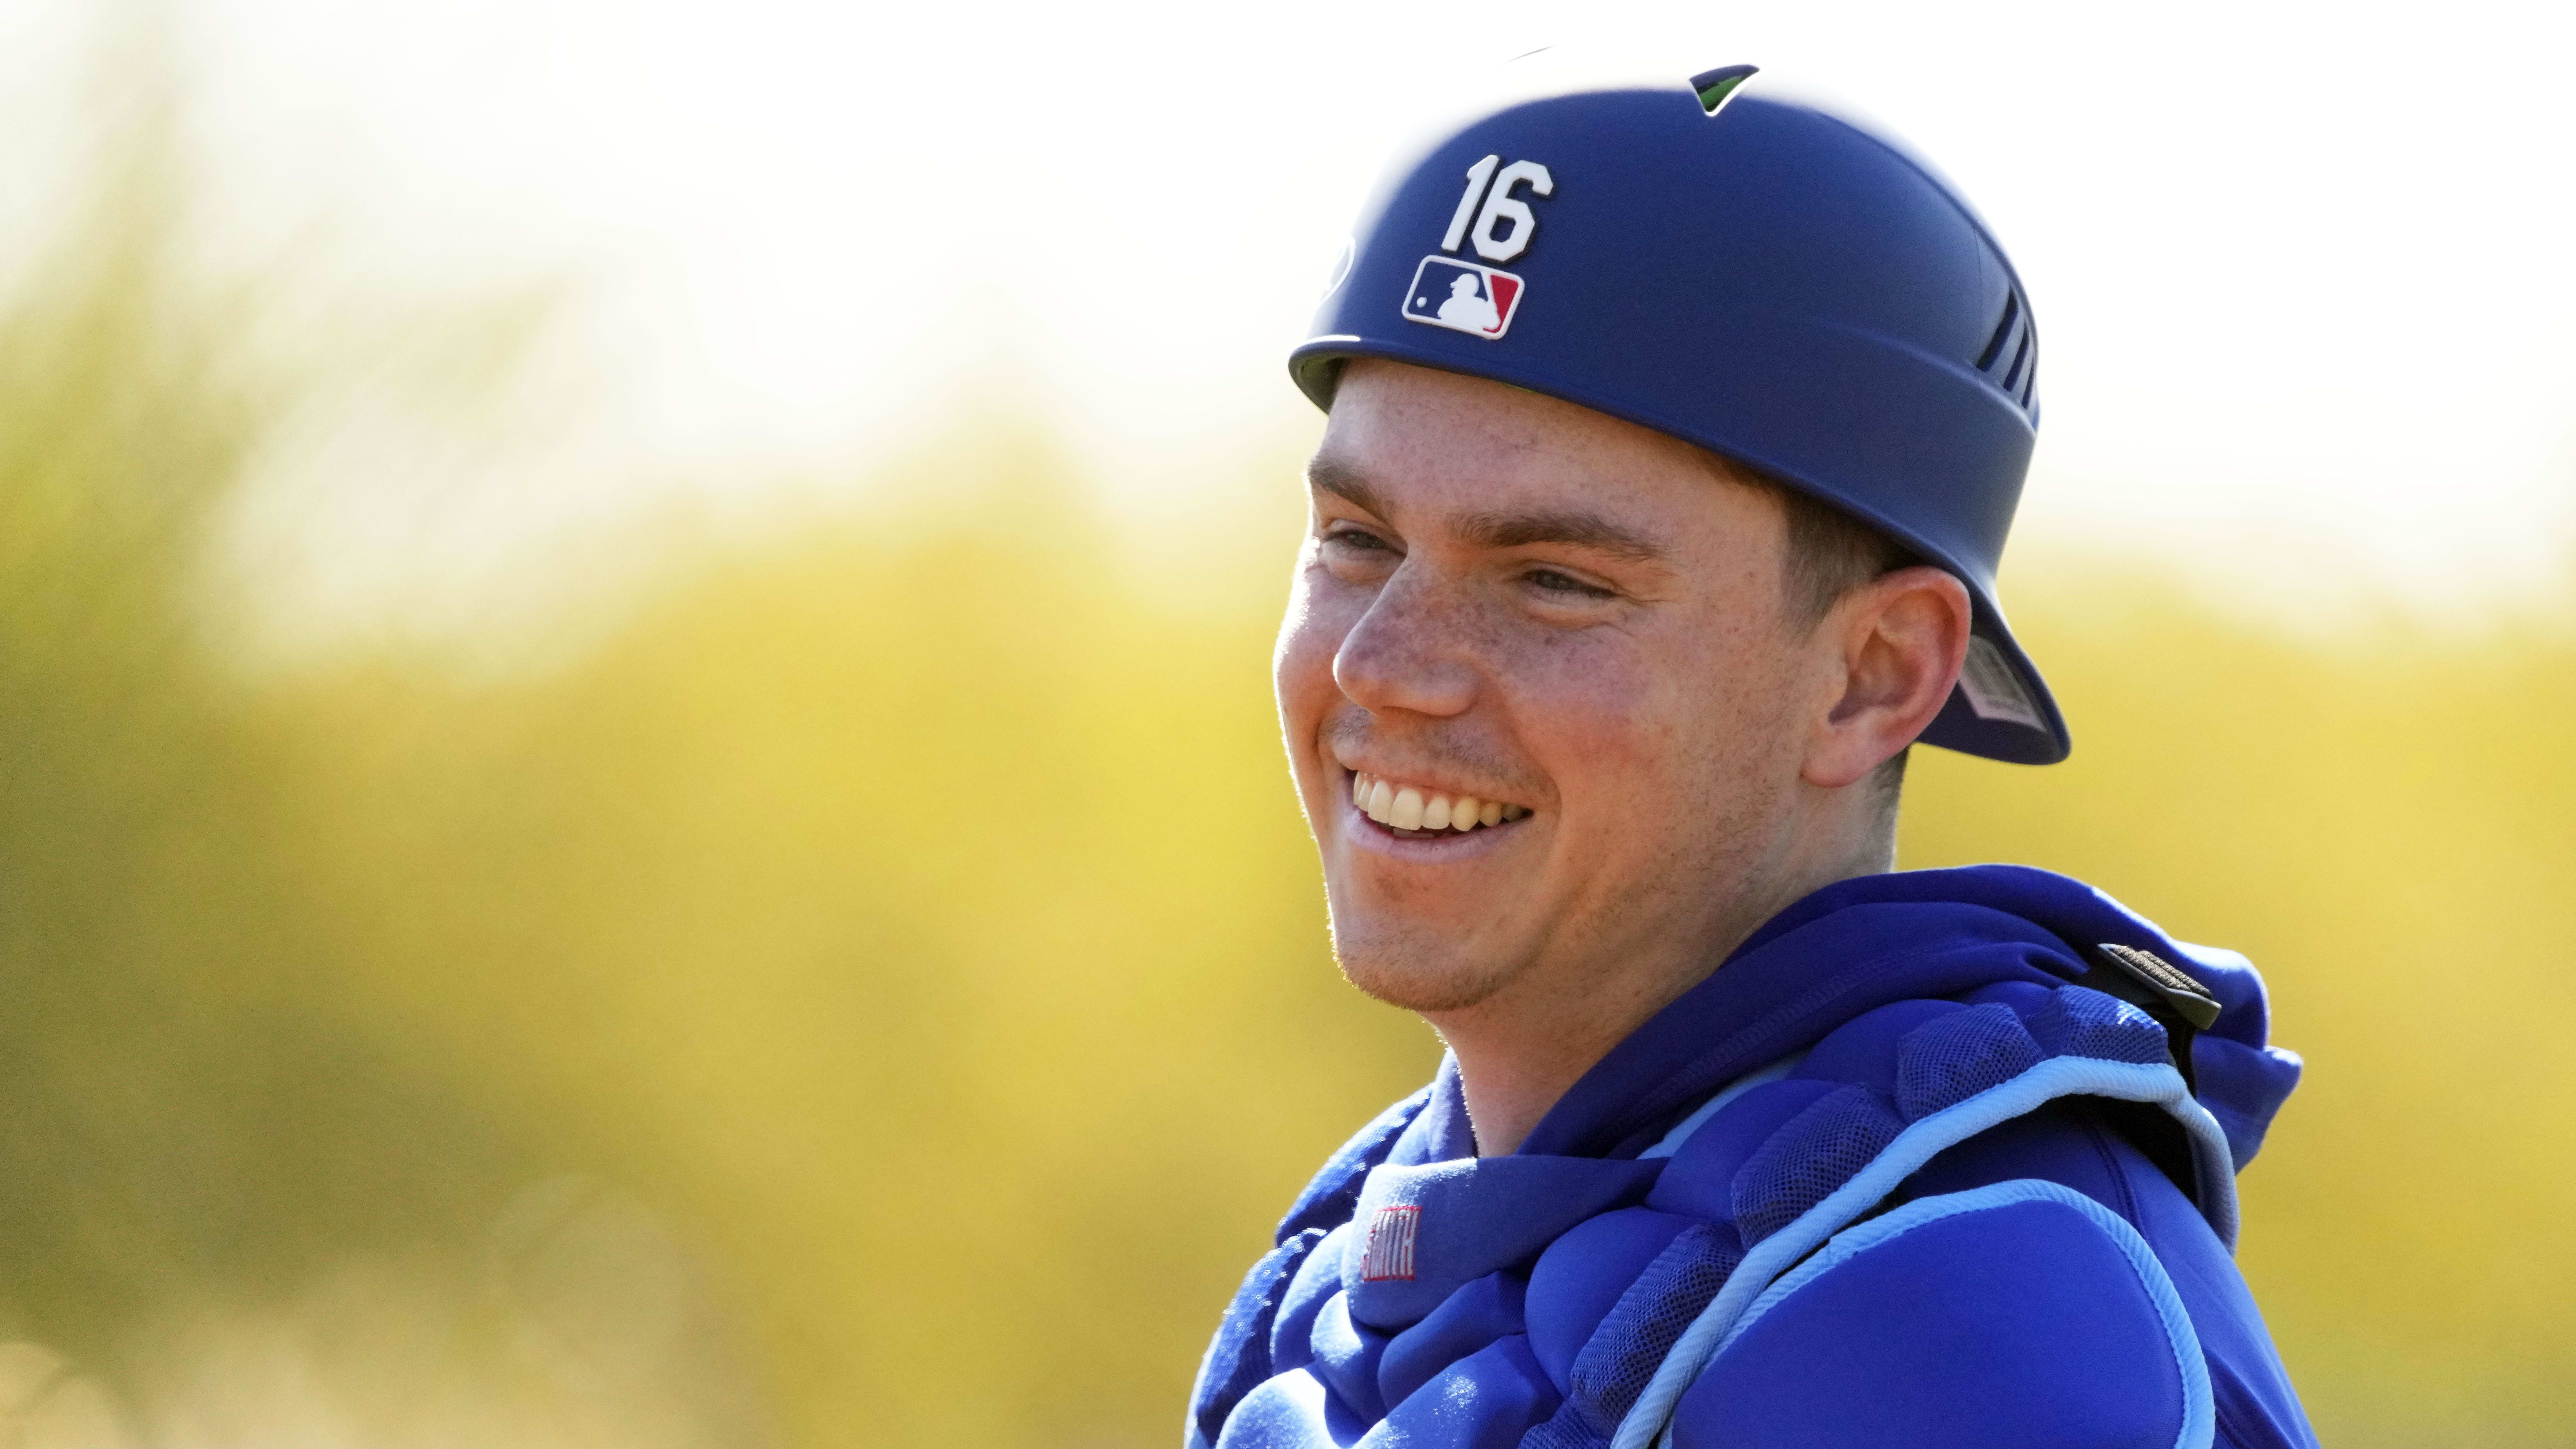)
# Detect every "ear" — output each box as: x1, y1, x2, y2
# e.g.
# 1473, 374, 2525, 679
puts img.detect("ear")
1801, 566, 1972, 789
